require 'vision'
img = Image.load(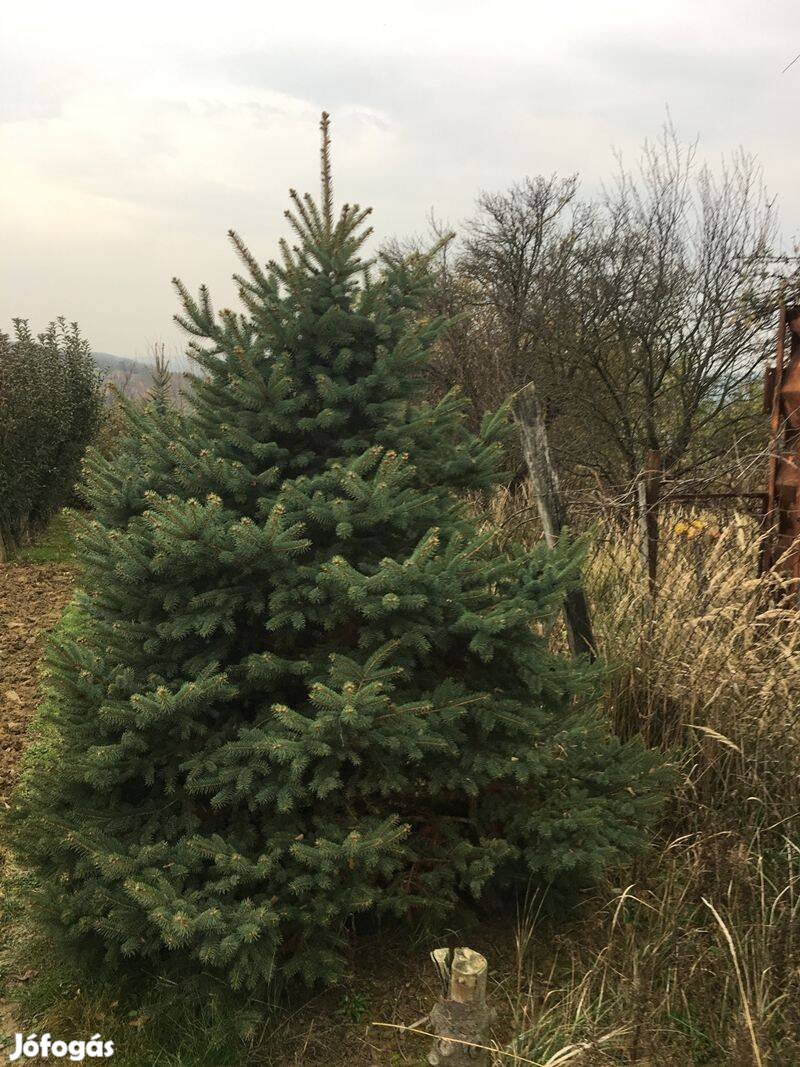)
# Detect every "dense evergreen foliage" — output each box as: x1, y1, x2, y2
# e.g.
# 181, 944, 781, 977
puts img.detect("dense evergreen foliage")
0, 318, 102, 560
12, 118, 666, 992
